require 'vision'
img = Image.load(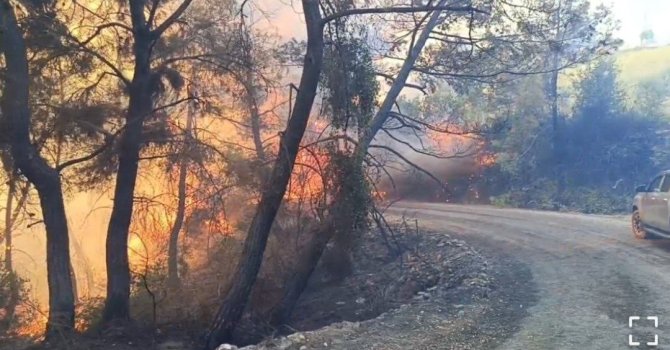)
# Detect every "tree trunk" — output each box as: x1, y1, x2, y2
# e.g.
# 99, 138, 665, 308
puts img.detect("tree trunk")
266, 5, 448, 328
356, 0, 446, 160
203, 2, 324, 348
550, 1, 565, 197
4, 170, 15, 274
39, 179, 75, 337
317, 1, 446, 286
268, 219, 335, 328
70, 262, 78, 303
102, 30, 153, 323
245, 75, 266, 162
1, 168, 18, 331
0, 1, 75, 337
102, 94, 143, 323
549, 65, 563, 192
1, 167, 35, 331
167, 98, 195, 289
